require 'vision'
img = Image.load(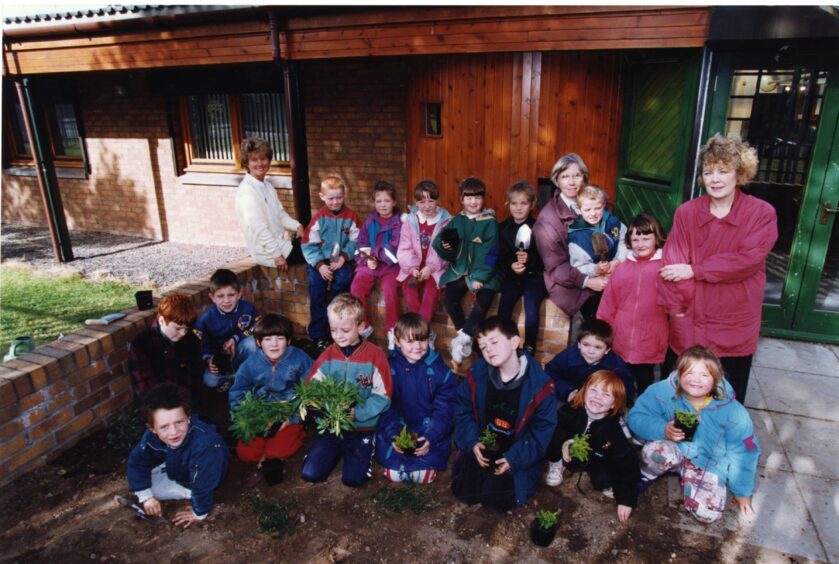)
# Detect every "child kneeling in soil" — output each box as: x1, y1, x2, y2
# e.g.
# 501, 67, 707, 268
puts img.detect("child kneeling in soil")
127, 383, 230, 527
451, 316, 556, 512
627, 346, 760, 523
375, 313, 457, 484
300, 294, 392, 487
229, 314, 313, 485
544, 369, 639, 522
